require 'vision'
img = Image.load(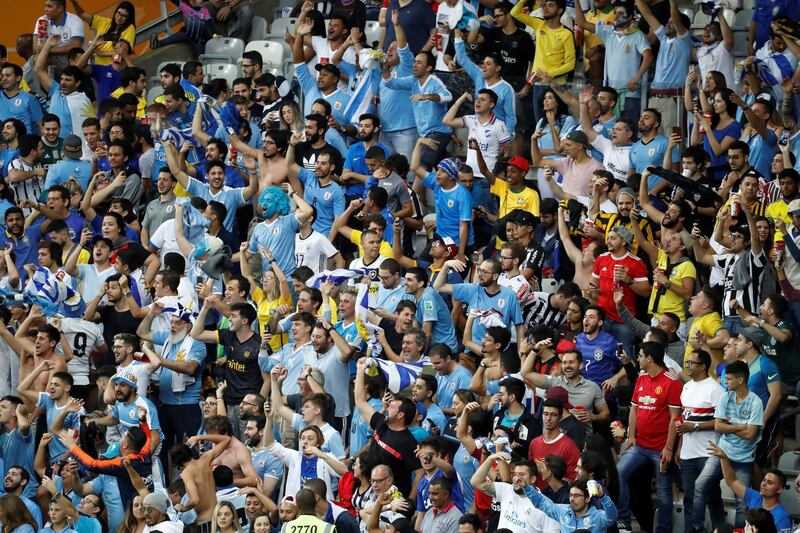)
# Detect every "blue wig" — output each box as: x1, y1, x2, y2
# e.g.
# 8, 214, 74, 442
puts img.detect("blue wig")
259, 186, 291, 218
